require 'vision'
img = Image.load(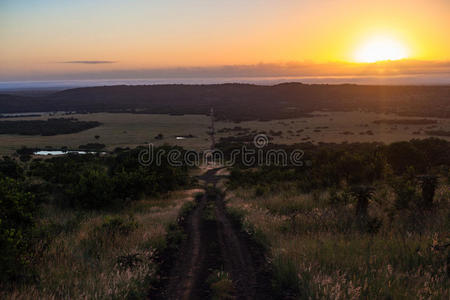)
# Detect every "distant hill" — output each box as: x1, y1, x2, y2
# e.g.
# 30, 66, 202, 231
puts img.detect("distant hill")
0, 83, 449, 121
